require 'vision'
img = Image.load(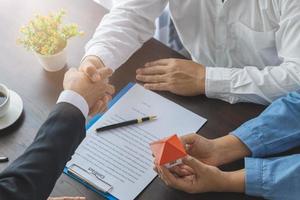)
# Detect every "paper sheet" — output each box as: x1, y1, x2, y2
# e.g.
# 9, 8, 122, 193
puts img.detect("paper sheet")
67, 84, 207, 200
